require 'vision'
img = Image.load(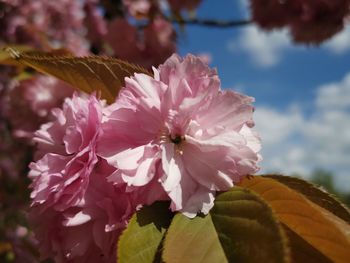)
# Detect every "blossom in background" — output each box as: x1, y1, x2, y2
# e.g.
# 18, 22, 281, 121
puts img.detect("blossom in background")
0, 0, 88, 139
122, 0, 155, 18
250, 0, 350, 44
122, 0, 203, 16
83, 1, 108, 52
98, 54, 261, 217
0, 67, 29, 180
0, 0, 87, 53
83, 0, 209, 68
143, 17, 177, 68
1, 6, 90, 258
105, 17, 176, 69
3, 75, 73, 139
168, 0, 202, 12
0, 122, 30, 180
